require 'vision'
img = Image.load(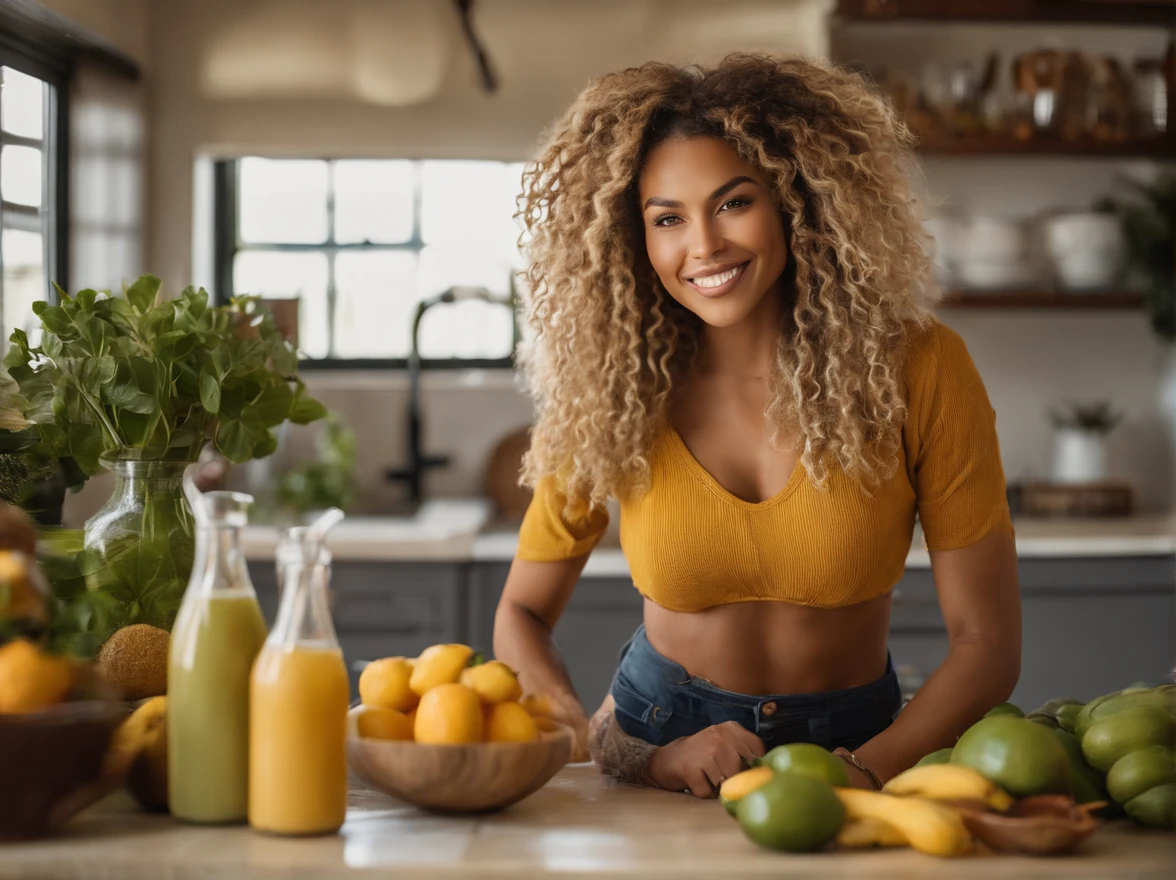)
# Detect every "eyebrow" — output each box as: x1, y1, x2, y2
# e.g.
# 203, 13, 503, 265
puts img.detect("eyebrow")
642, 175, 757, 211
